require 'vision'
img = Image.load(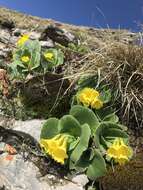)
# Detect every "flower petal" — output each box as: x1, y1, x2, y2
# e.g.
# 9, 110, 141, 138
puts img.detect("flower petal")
91, 98, 103, 109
